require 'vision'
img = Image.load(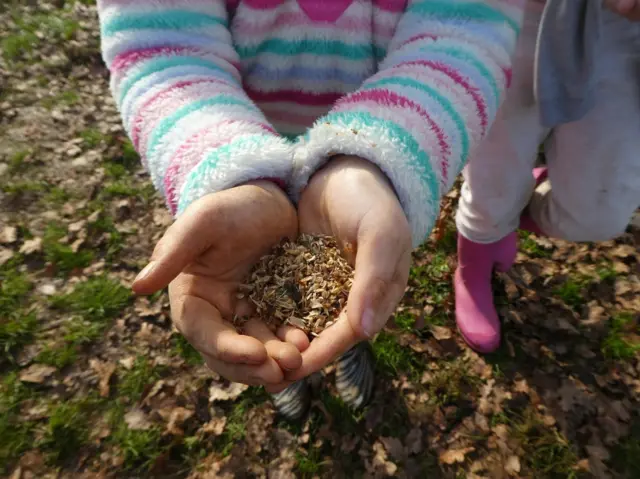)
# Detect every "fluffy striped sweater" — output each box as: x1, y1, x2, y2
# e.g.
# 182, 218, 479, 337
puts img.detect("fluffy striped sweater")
98, 0, 524, 246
